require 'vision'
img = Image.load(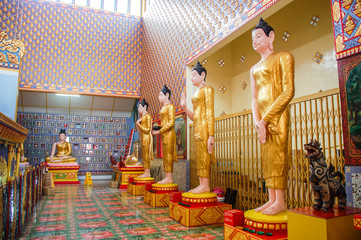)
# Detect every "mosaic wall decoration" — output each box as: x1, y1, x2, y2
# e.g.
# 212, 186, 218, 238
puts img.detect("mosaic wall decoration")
346, 166, 361, 207
142, 0, 281, 118
17, 112, 132, 173
0, 0, 142, 97
337, 52, 361, 165
0, 31, 25, 70
331, 0, 361, 60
